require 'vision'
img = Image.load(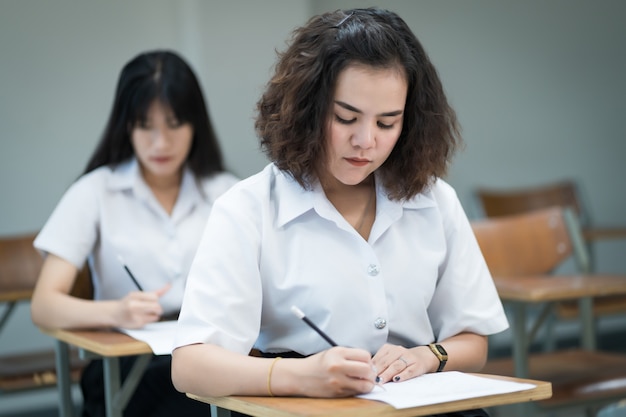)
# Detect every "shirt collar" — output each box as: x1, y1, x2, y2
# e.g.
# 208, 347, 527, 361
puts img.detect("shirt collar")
273, 165, 437, 228
107, 158, 137, 191
107, 159, 198, 192
106, 158, 204, 220
274, 166, 315, 228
